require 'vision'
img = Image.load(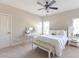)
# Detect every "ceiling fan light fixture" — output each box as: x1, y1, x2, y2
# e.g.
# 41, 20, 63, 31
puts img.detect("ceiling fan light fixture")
37, 0, 58, 13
